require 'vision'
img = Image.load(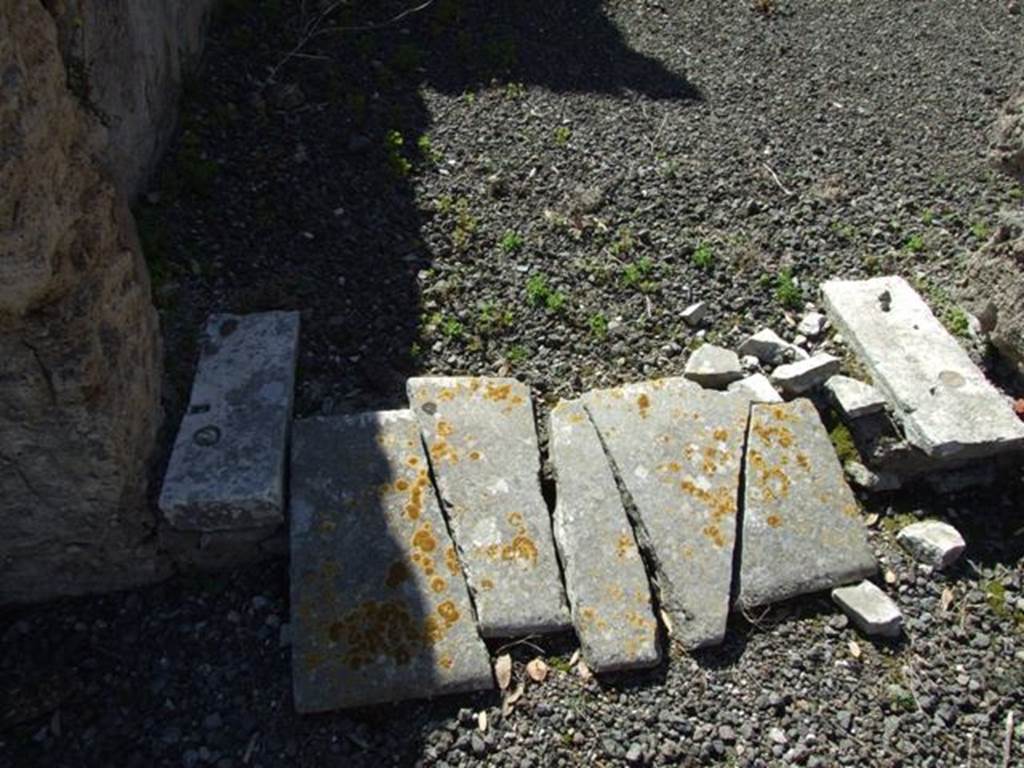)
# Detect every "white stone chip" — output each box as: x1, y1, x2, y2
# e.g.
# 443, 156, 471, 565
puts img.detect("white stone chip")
683, 344, 744, 388
727, 373, 782, 403
831, 581, 903, 638
737, 328, 807, 366
797, 312, 828, 338
825, 375, 887, 420
896, 521, 966, 569
770, 354, 841, 396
